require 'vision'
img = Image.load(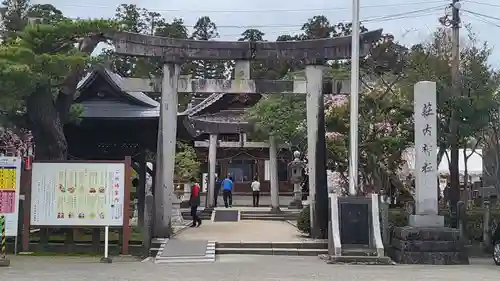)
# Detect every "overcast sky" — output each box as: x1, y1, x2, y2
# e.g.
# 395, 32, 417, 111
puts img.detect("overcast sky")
34, 0, 500, 68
